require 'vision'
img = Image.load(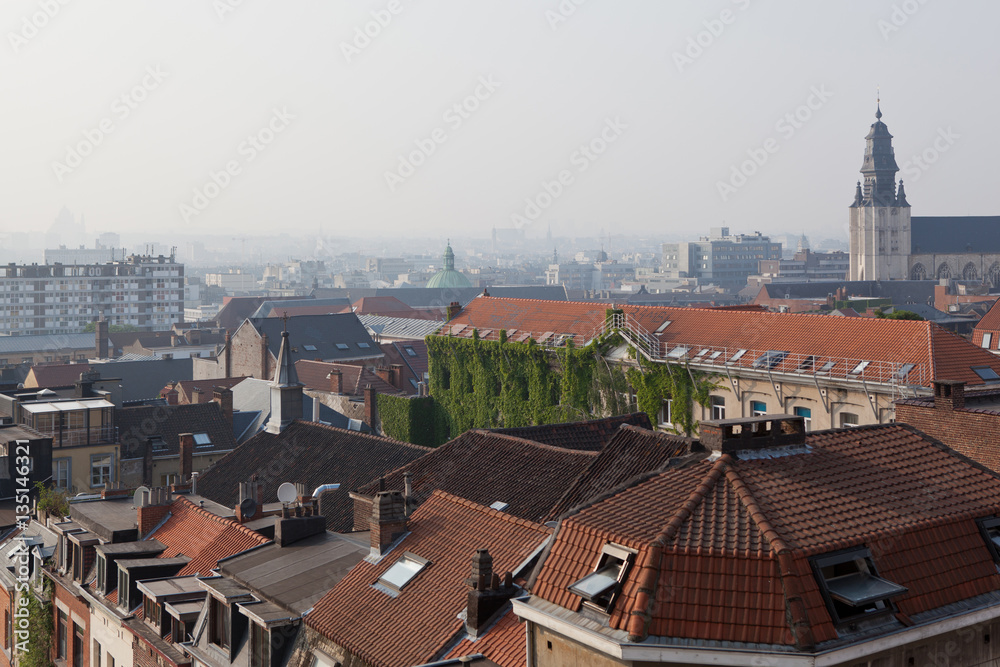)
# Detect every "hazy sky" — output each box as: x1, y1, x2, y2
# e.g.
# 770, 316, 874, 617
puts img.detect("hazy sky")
2, 0, 998, 242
